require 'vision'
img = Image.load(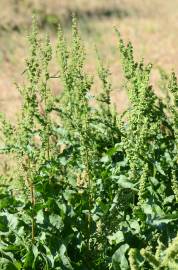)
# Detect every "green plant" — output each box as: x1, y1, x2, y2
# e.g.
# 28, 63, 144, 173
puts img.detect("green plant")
0, 16, 177, 269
